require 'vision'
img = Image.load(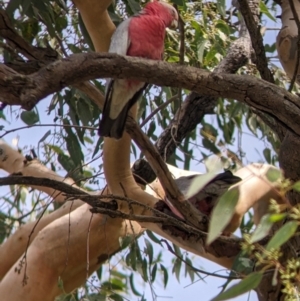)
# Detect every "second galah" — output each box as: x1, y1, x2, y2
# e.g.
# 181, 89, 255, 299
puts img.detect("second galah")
164, 170, 241, 219
175, 171, 241, 216
98, 0, 178, 139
